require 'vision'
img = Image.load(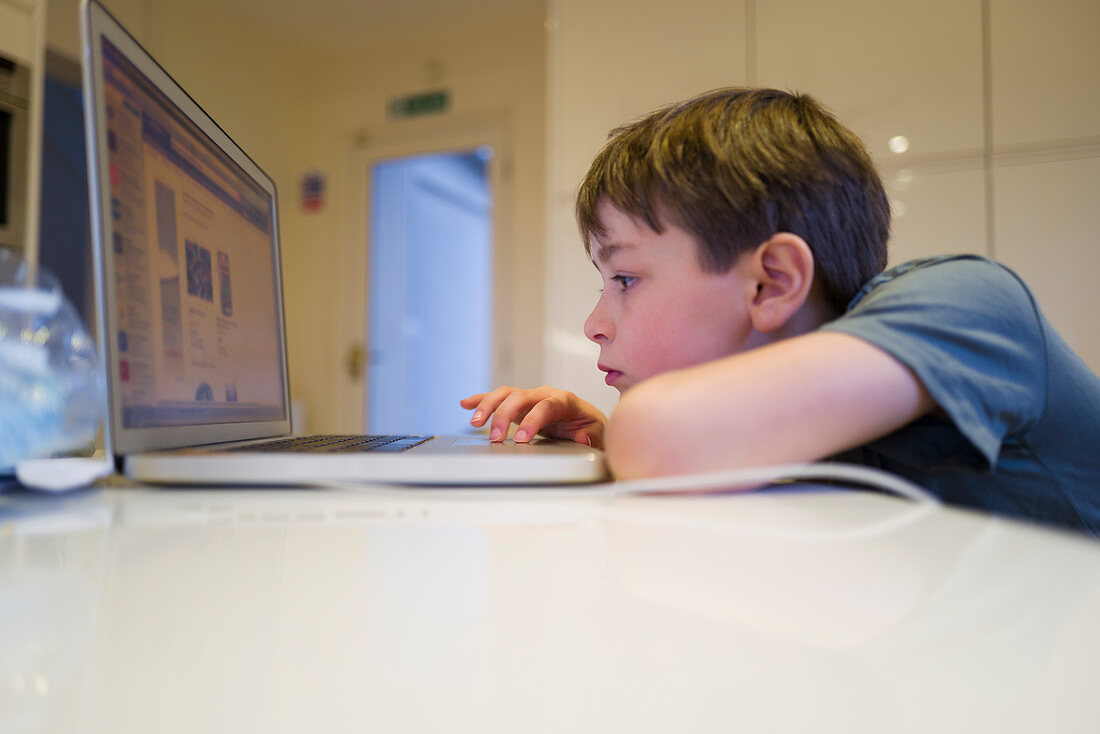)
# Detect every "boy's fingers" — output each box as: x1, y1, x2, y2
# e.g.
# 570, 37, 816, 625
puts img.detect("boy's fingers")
468, 386, 521, 427
513, 395, 569, 443
459, 393, 487, 408
513, 411, 545, 442
489, 411, 524, 441
488, 391, 541, 441
466, 386, 603, 447
466, 386, 573, 440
